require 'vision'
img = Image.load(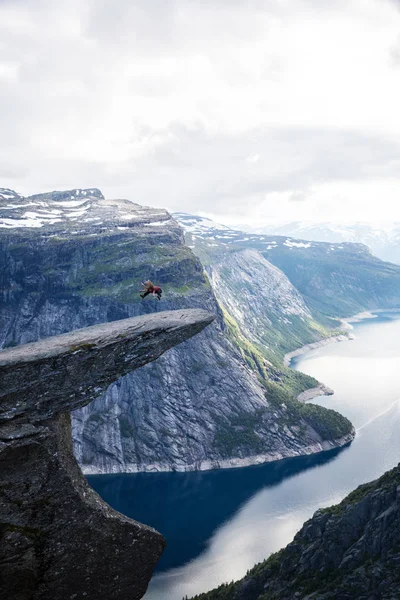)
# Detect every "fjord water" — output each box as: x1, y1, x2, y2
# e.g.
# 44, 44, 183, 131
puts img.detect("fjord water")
88, 311, 400, 599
